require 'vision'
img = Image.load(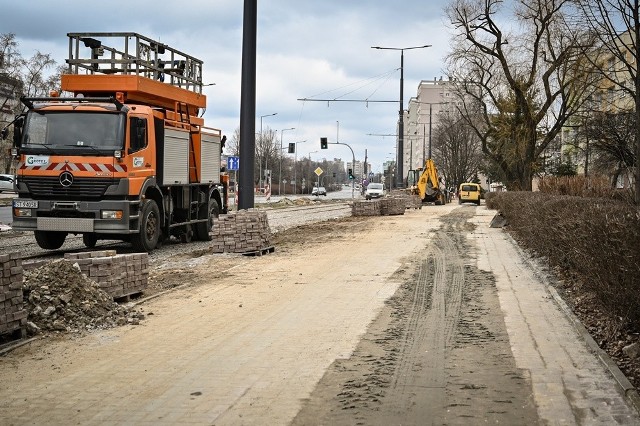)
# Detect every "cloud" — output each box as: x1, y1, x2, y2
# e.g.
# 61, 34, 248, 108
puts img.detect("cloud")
1, 0, 453, 172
